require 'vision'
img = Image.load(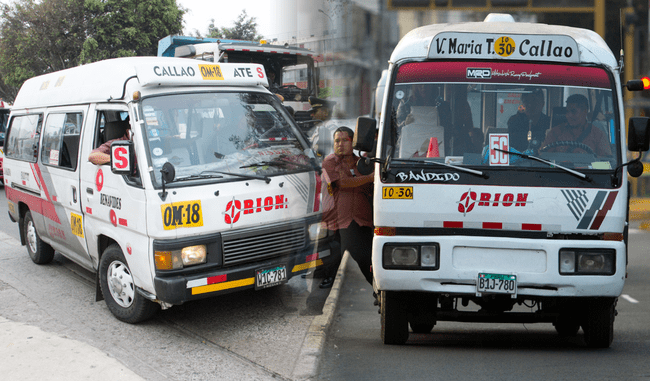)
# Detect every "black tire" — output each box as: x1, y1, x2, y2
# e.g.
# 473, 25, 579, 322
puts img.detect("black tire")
381, 291, 409, 345
409, 322, 434, 334
554, 314, 580, 337
23, 211, 55, 264
99, 245, 159, 323
582, 298, 616, 348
